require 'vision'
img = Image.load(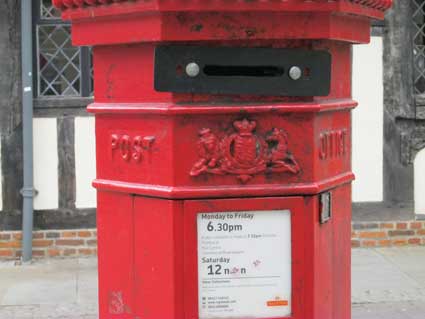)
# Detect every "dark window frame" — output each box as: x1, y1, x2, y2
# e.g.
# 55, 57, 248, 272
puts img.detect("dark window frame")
32, 0, 92, 103
412, 0, 425, 96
